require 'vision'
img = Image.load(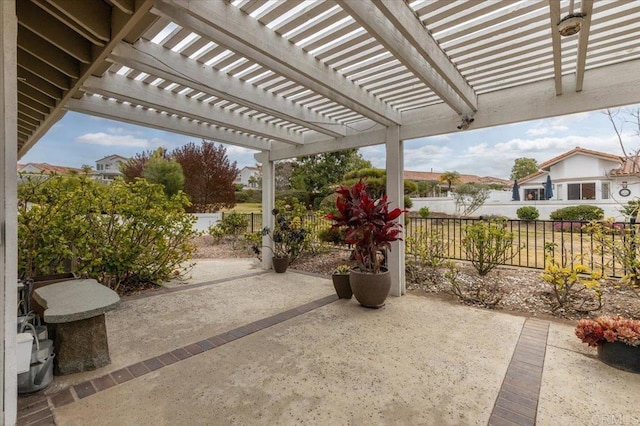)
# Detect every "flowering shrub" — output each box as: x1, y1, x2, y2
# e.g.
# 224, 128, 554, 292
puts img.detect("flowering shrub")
552, 221, 585, 233
575, 316, 640, 347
